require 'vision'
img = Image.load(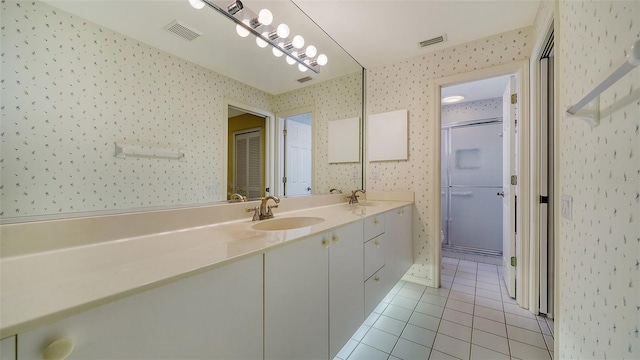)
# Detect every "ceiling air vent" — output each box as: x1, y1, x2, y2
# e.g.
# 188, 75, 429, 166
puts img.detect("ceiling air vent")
164, 20, 202, 41
297, 76, 313, 83
419, 34, 447, 48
